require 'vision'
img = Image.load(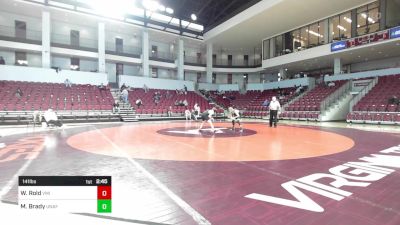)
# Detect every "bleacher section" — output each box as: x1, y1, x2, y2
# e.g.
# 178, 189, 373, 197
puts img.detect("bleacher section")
242, 88, 297, 118
207, 88, 297, 118
280, 81, 346, 121
0, 80, 119, 125
0, 80, 113, 111
1, 73, 398, 125
347, 74, 400, 124
127, 88, 223, 116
